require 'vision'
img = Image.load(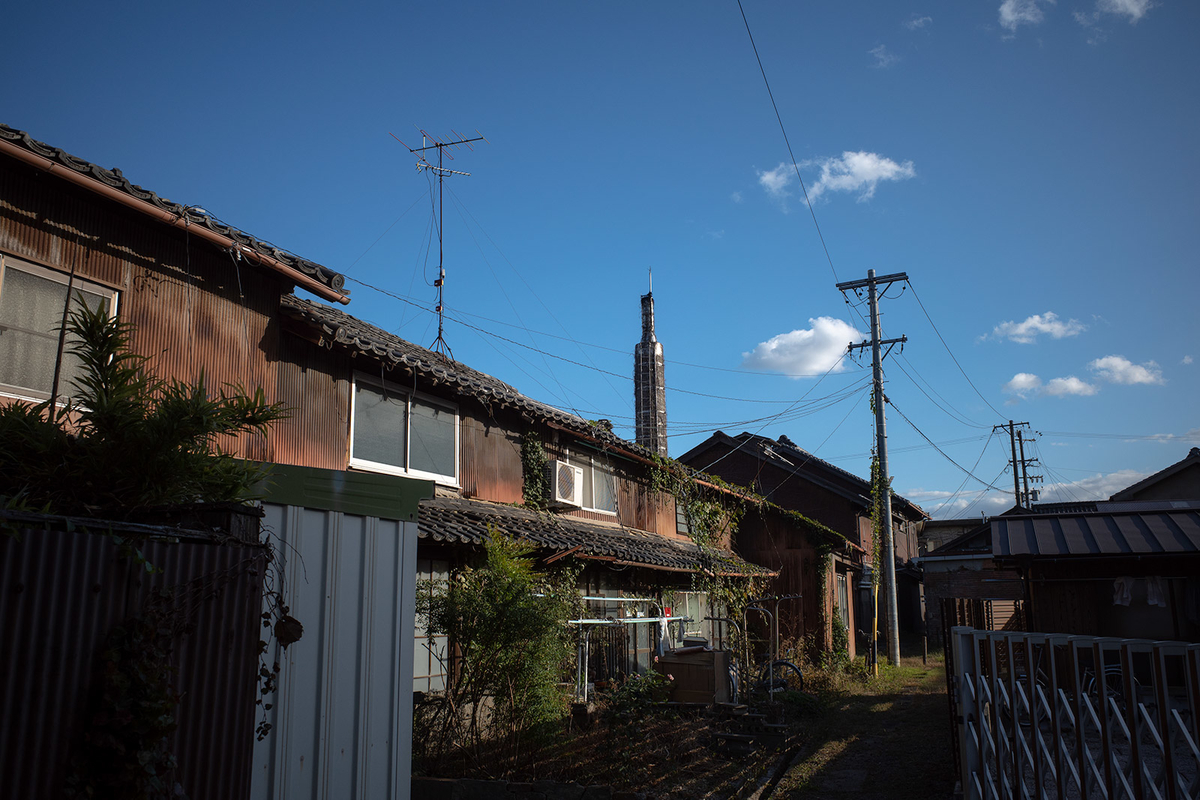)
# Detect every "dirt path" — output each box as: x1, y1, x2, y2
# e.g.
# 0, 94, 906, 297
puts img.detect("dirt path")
772, 657, 955, 800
